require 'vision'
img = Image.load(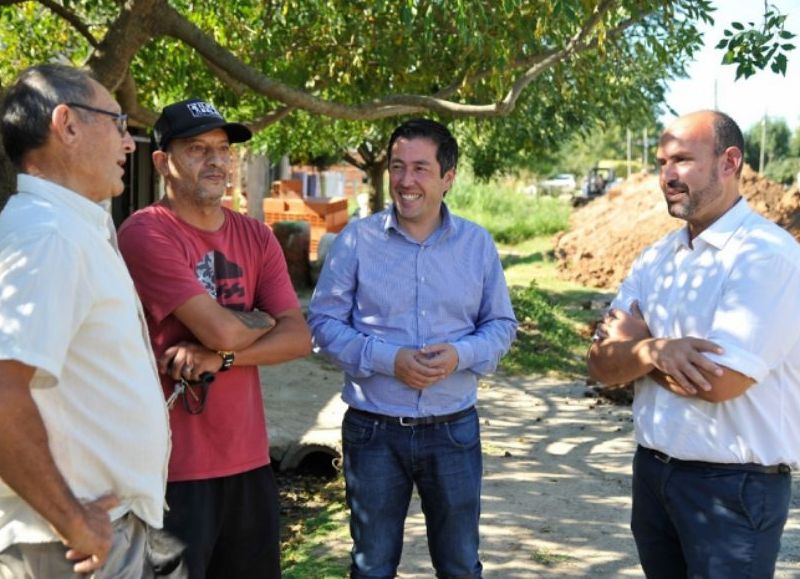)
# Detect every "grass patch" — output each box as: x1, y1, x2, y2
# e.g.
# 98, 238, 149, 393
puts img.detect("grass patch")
447, 178, 570, 244
280, 474, 350, 578
530, 547, 576, 567
501, 281, 590, 376
497, 236, 613, 377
